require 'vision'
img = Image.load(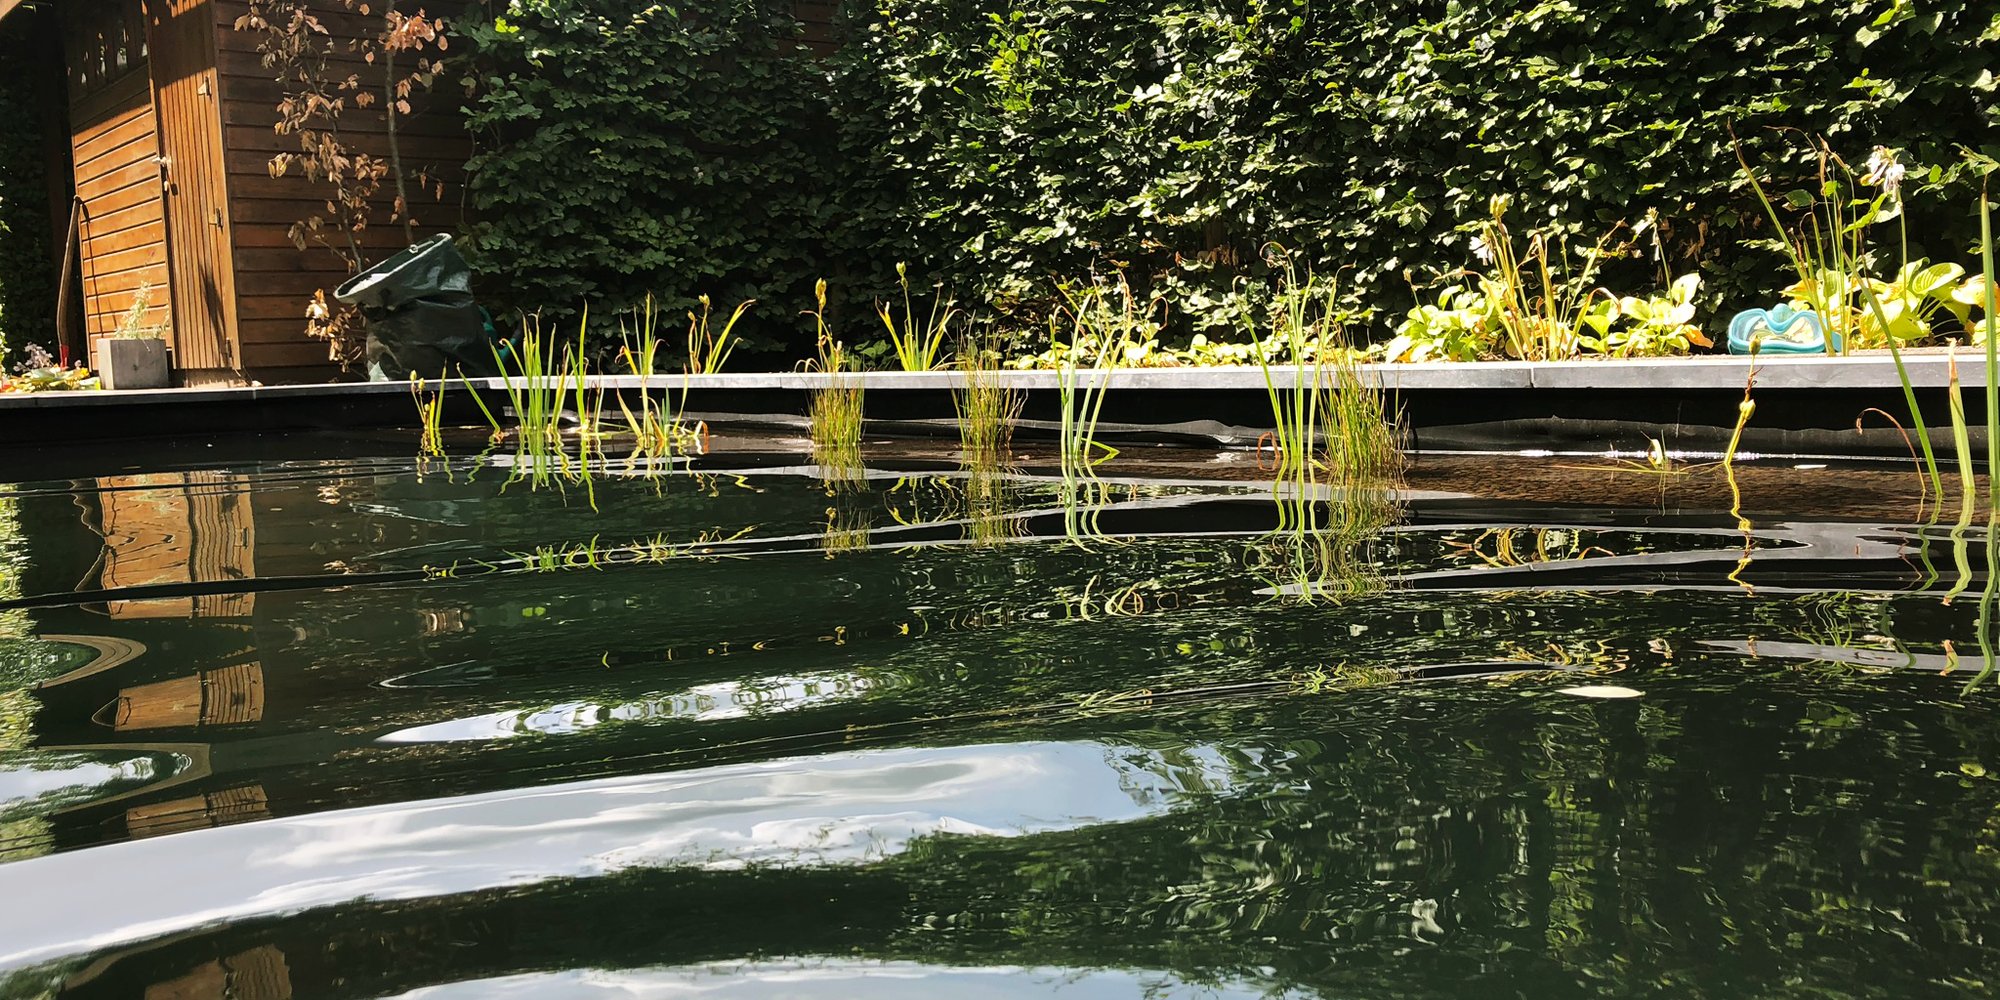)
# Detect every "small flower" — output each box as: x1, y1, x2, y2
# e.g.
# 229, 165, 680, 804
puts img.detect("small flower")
1864, 145, 1907, 200
1469, 234, 1494, 266
19, 342, 54, 371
